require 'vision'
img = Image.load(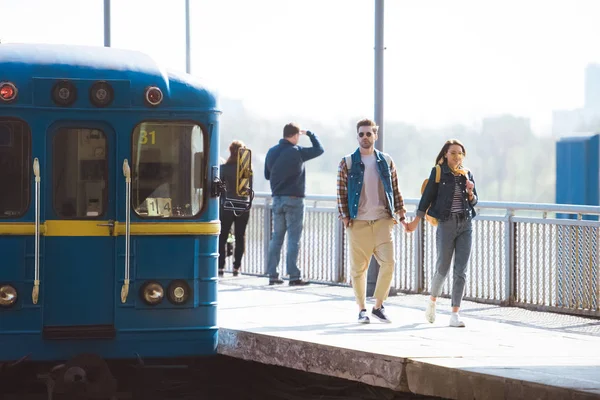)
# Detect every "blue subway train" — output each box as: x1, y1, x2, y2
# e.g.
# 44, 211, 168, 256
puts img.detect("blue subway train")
0, 43, 251, 369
